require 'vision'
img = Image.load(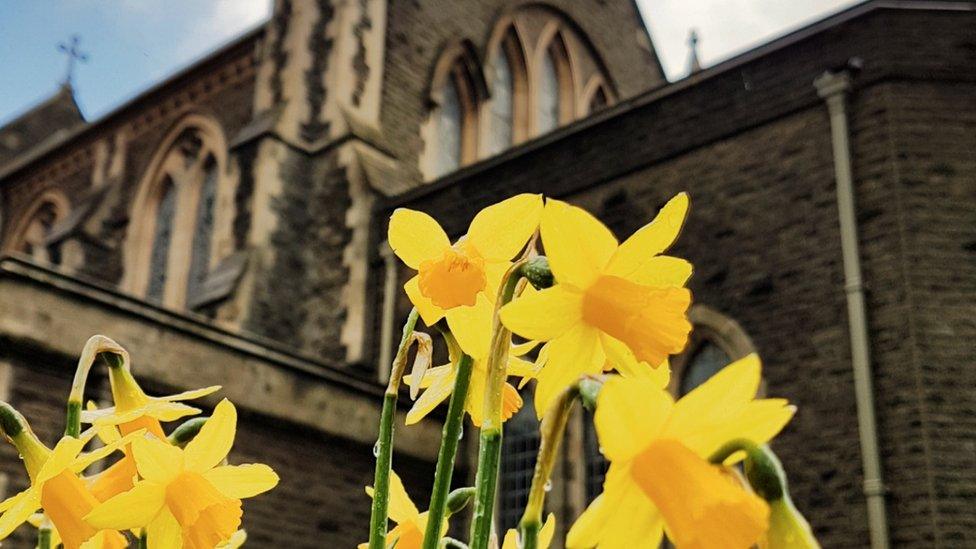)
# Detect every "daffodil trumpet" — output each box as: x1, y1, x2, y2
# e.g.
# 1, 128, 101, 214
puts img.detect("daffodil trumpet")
469, 259, 529, 549
518, 383, 578, 549
420, 329, 475, 549
369, 308, 420, 549
710, 440, 821, 549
